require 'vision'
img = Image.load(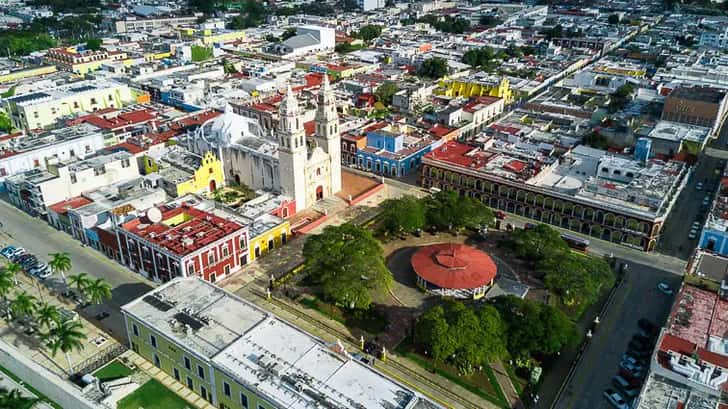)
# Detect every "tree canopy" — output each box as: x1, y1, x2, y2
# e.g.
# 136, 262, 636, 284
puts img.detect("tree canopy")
0, 30, 57, 57
415, 302, 507, 374
303, 224, 393, 310
492, 295, 580, 361
85, 38, 102, 51
355, 25, 383, 42
479, 15, 503, 28
608, 83, 635, 113
30, 0, 99, 12
508, 223, 568, 262
191, 45, 213, 62
374, 81, 399, 106
418, 58, 448, 79
425, 190, 494, 231
419, 15, 470, 34
608, 14, 621, 25
228, 0, 267, 29
0, 111, 12, 134
378, 195, 426, 235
